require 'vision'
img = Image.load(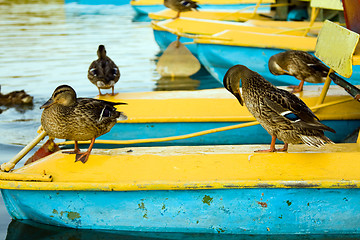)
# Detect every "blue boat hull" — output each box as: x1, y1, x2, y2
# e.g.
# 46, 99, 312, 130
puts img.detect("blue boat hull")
96, 120, 360, 147
3, 187, 360, 234
197, 43, 360, 86
133, 4, 270, 15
